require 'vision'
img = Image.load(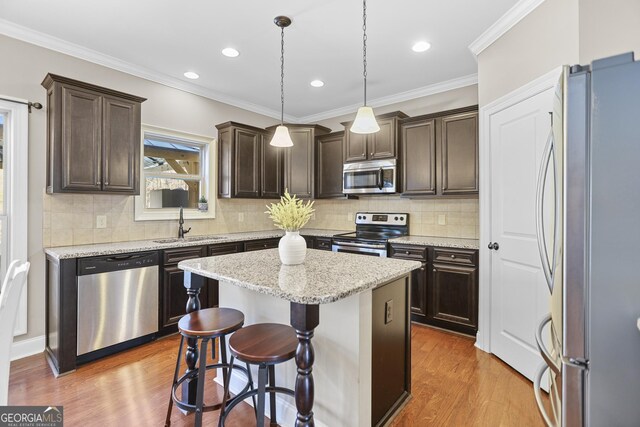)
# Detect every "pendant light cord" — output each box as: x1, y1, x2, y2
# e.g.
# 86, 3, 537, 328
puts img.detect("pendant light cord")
280, 26, 285, 125
362, 0, 368, 106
